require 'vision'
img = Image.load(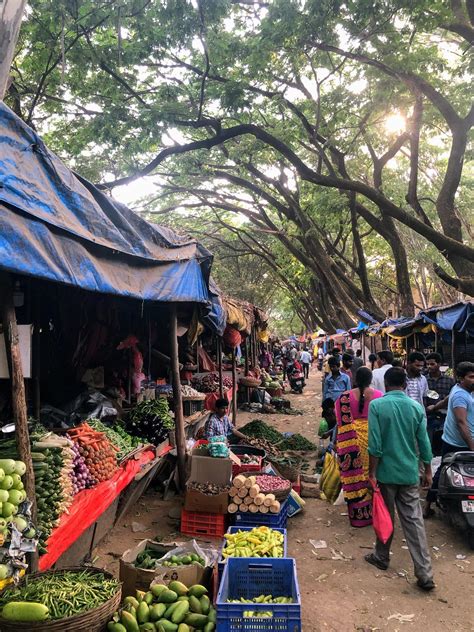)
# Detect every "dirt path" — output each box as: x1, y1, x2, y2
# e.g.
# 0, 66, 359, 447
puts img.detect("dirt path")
97, 371, 474, 632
